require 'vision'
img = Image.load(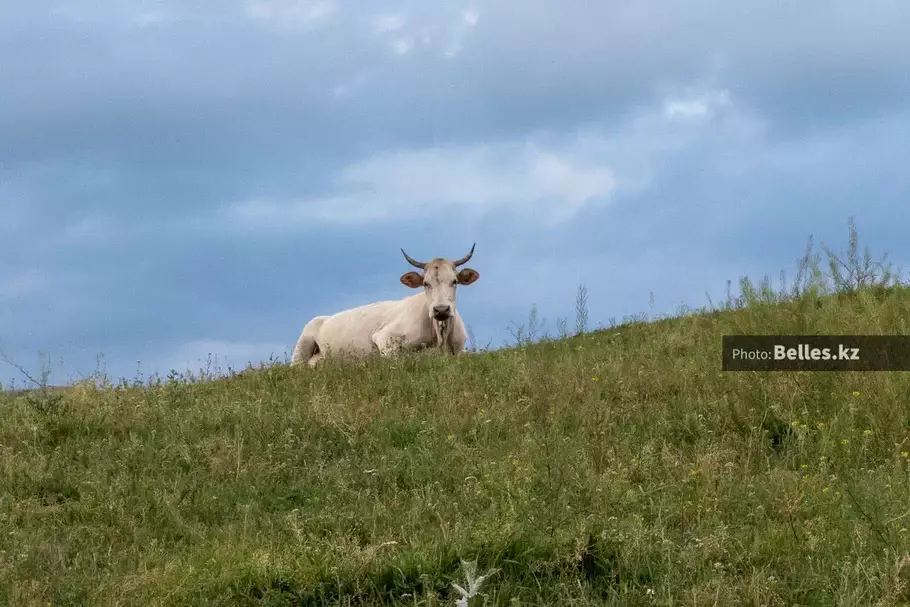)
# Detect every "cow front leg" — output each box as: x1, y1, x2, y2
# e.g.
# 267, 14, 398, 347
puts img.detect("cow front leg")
373, 331, 407, 357
445, 320, 468, 355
